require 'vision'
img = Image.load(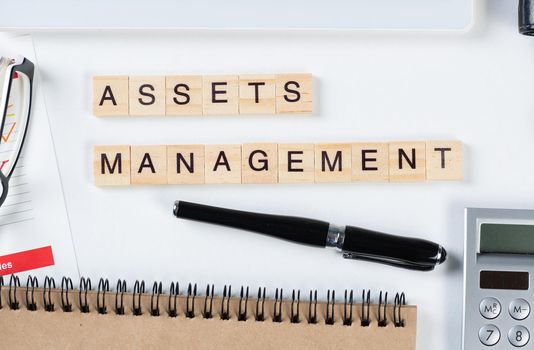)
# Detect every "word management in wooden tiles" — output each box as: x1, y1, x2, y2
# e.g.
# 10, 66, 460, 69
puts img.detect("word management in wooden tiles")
93, 141, 463, 186
92, 74, 313, 116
